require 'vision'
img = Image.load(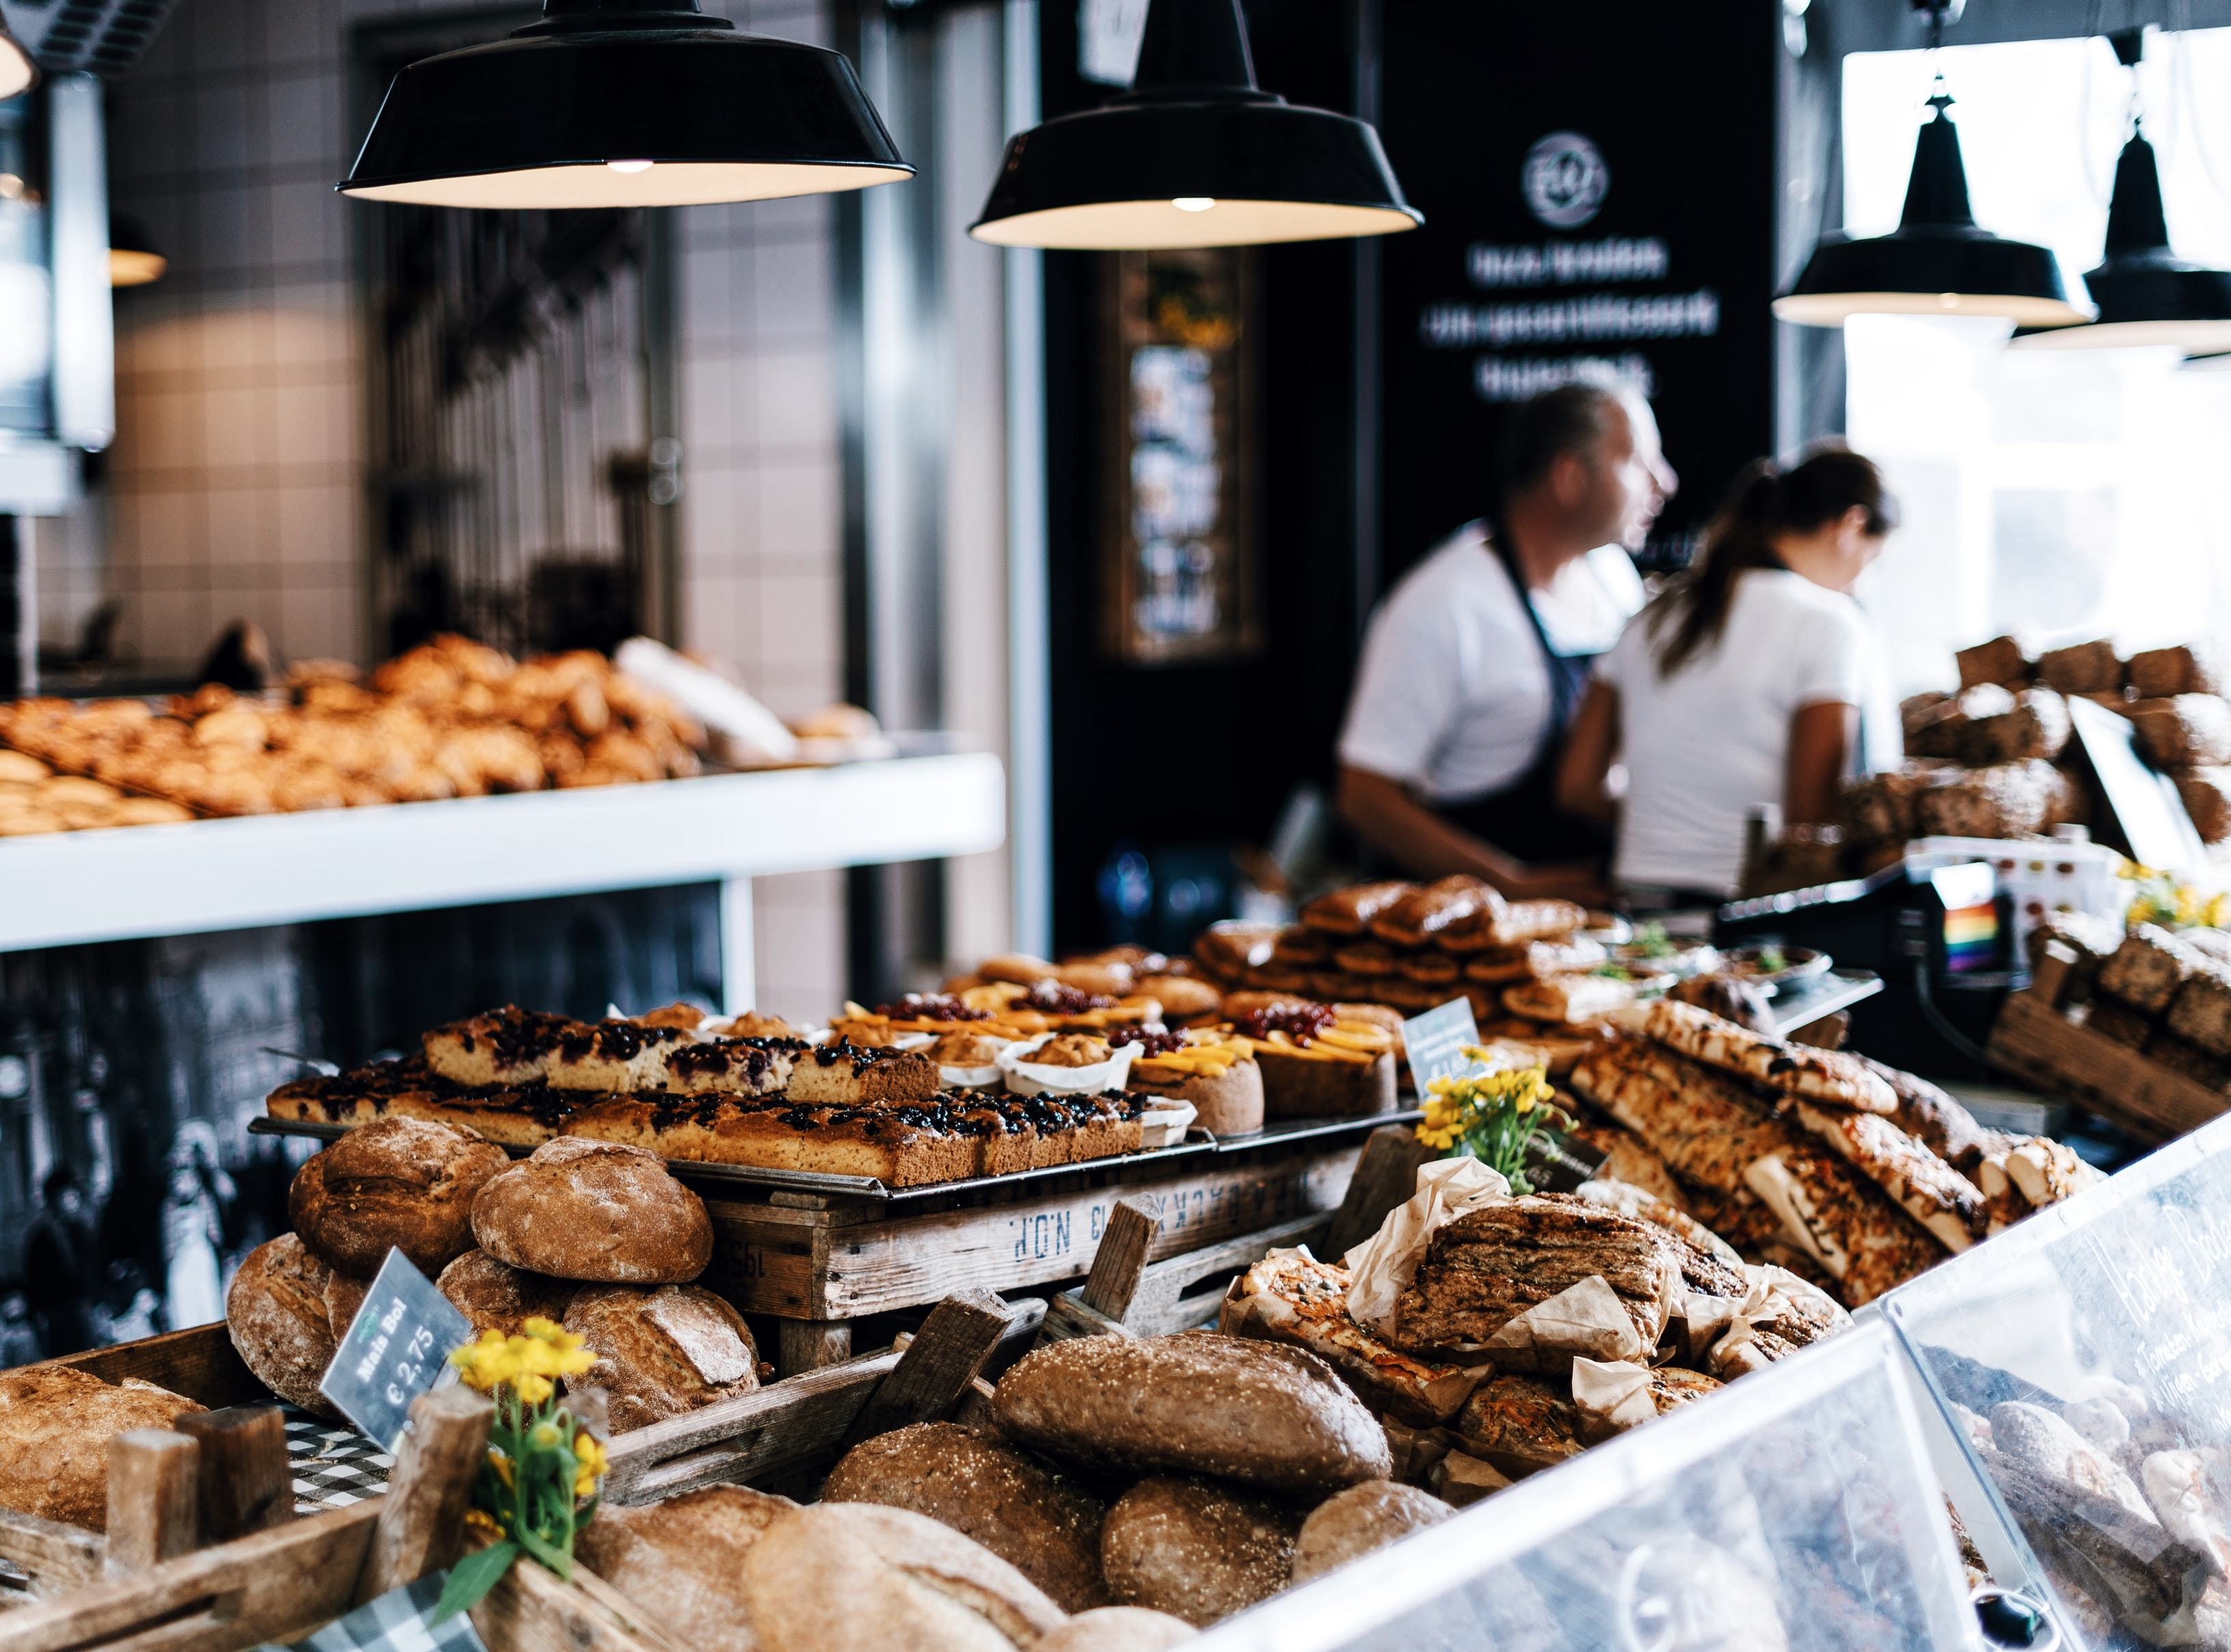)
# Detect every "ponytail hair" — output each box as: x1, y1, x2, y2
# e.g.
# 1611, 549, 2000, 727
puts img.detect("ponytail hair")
1647, 444, 1897, 677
